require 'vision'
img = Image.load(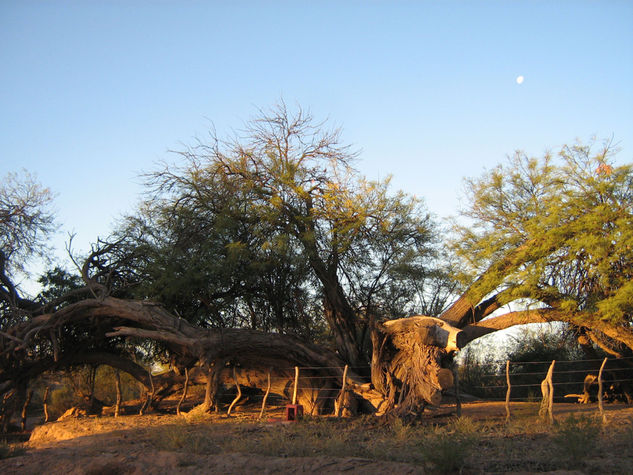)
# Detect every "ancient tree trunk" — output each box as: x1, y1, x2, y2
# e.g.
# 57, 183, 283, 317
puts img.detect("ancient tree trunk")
370, 316, 463, 416
1, 297, 465, 420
